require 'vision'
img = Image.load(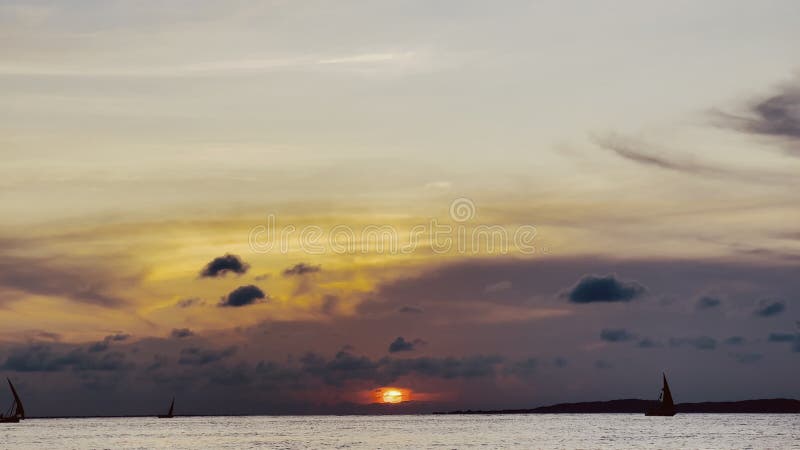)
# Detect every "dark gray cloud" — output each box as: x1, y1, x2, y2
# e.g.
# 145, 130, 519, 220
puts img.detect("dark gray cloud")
669, 336, 717, 350
398, 305, 423, 314
506, 357, 538, 377
388, 336, 424, 353
145, 354, 169, 372
87, 342, 110, 353
600, 328, 635, 342
724, 336, 745, 346
566, 274, 645, 303
696, 296, 722, 310
730, 352, 763, 364
283, 263, 321, 277
300, 351, 380, 386
88, 333, 130, 353
2, 345, 134, 372
218, 285, 266, 307
207, 362, 253, 387
170, 328, 194, 339
637, 338, 662, 348
594, 360, 613, 369
255, 360, 306, 388
767, 332, 800, 352
298, 350, 504, 387
767, 332, 797, 343
178, 346, 237, 365
382, 354, 504, 381
715, 78, 800, 147
200, 254, 249, 278
370, 257, 799, 317
230, 350, 507, 394
754, 300, 786, 317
